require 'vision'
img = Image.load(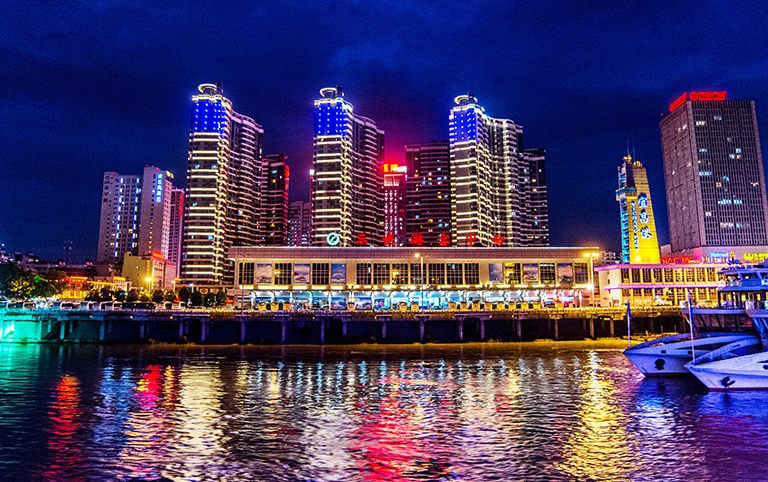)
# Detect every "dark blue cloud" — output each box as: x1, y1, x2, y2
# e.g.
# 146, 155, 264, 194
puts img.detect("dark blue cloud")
1, 0, 767, 260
